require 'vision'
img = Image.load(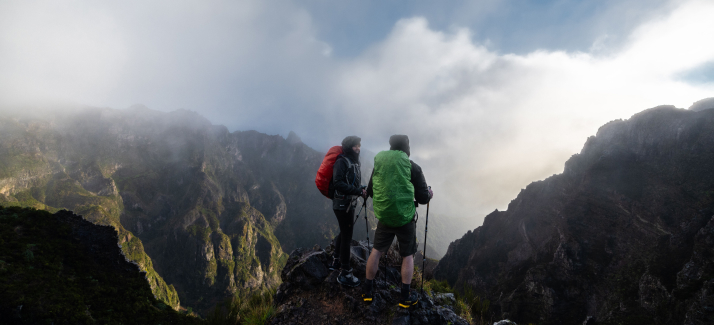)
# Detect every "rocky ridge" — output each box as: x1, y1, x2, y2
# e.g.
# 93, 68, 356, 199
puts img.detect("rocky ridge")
270, 240, 469, 325
435, 104, 714, 324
